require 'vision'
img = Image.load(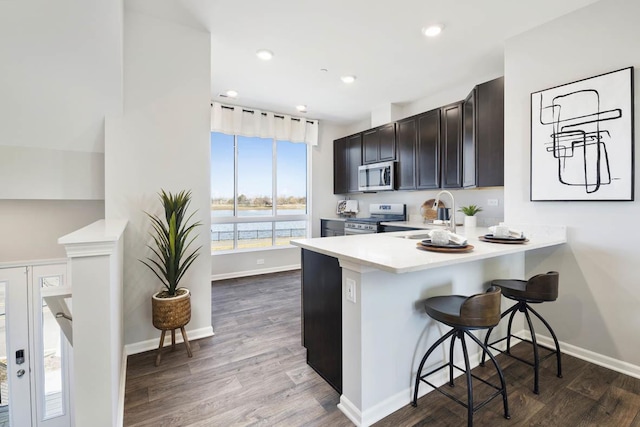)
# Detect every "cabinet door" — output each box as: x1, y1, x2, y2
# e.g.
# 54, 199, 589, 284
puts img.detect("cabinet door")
302, 250, 342, 393
462, 90, 477, 188
362, 129, 379, 164
378, 123, 396, 161
416, 109, 440, 189
476, 77, 504, 187
362, 123, 396, 164
396, 117, 417, 190
321, 220, 345, 237
333, 138, 348, 194
346, 133, 362, 193
441, 102, 462, 188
